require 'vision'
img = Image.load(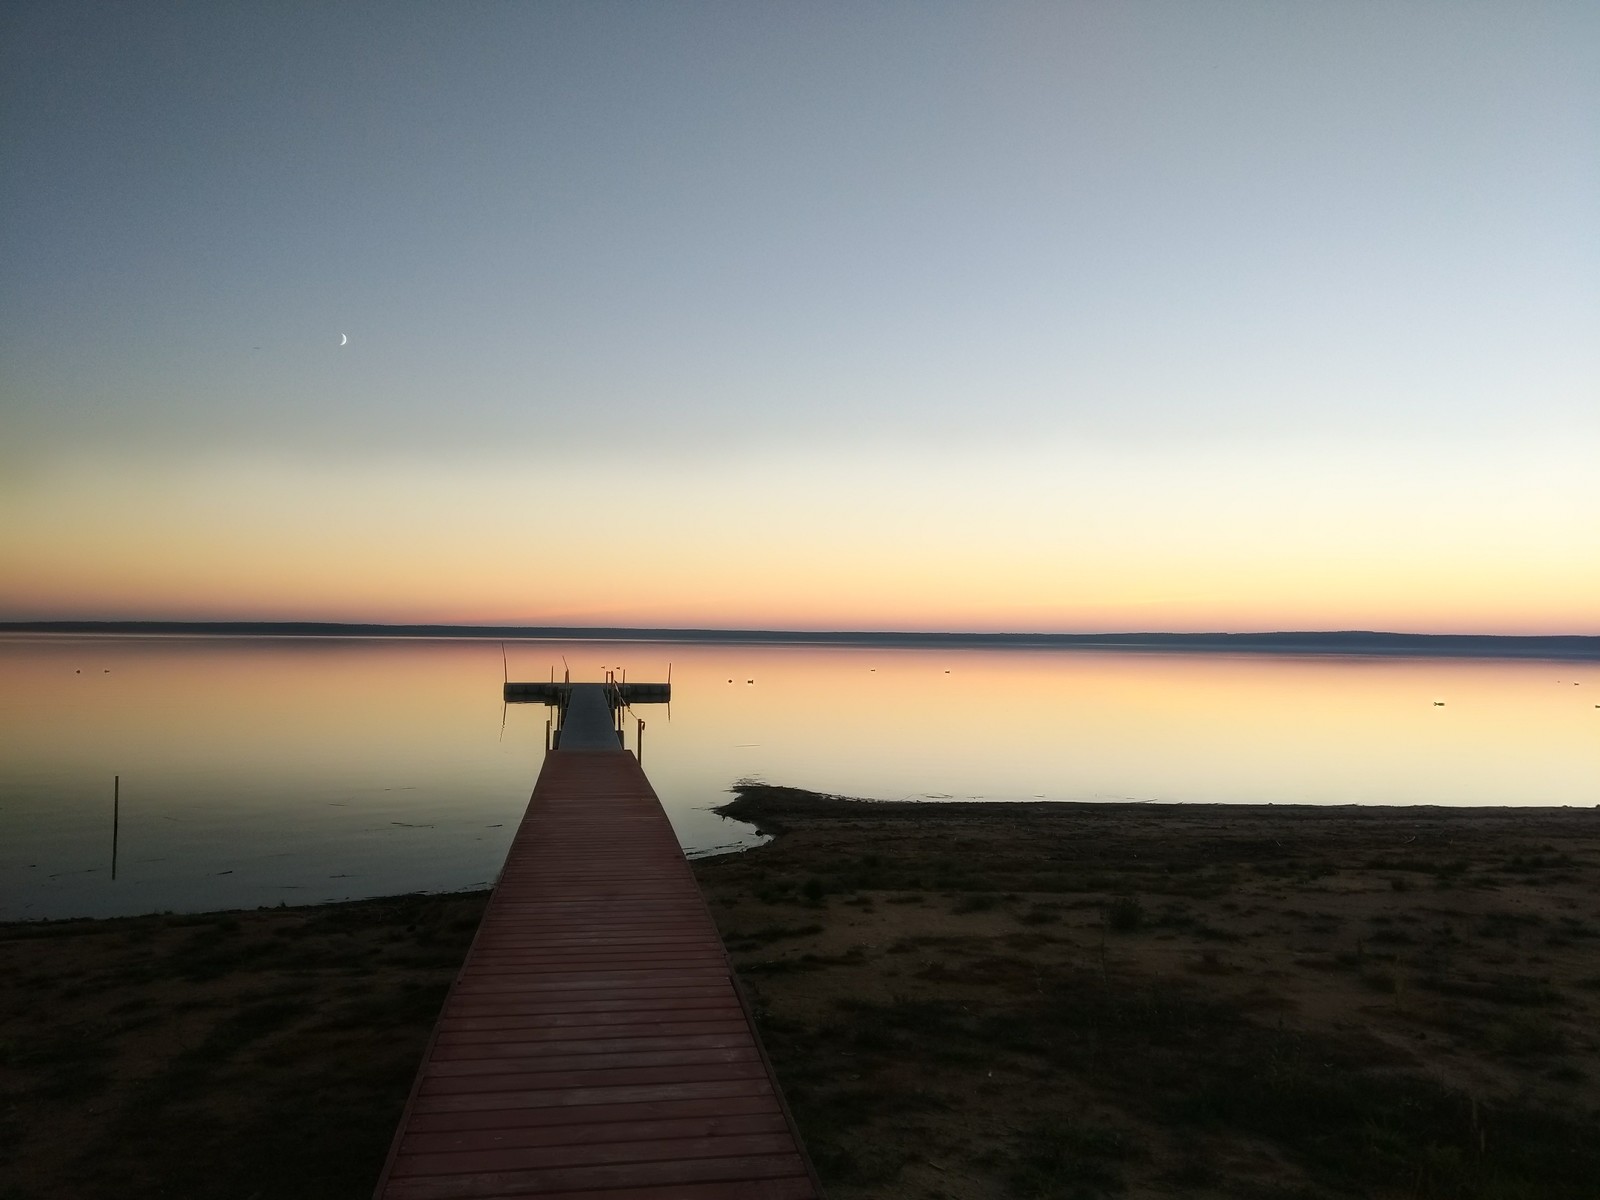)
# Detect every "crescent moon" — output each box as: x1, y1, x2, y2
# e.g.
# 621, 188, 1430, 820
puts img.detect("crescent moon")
339, 333, 348, 346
